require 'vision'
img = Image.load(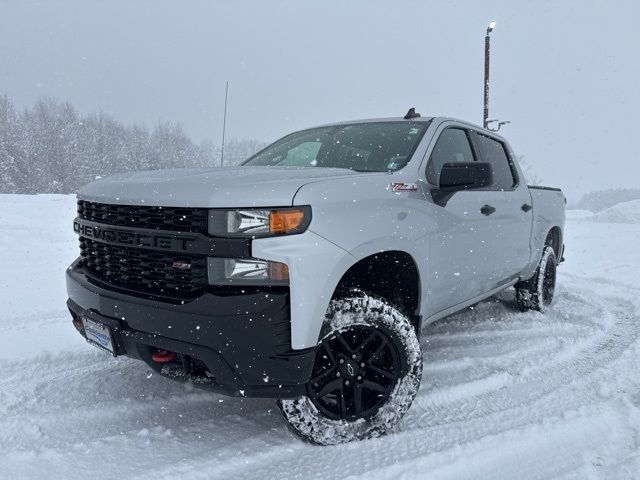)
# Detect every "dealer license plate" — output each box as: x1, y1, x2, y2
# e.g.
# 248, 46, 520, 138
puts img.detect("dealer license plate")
82, 316, 115, 355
